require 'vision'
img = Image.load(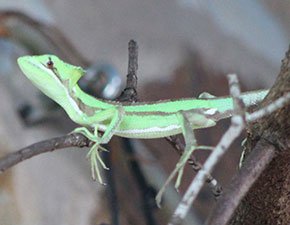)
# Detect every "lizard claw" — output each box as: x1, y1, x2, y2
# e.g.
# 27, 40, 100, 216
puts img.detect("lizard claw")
88, 143, 109, 184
